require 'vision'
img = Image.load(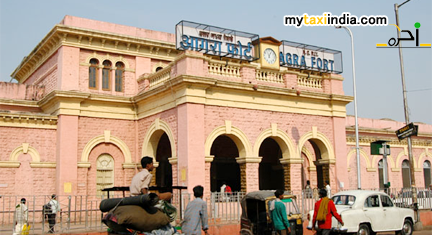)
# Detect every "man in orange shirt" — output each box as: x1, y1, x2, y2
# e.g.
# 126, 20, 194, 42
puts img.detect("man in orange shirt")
312, 189, 344, 235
